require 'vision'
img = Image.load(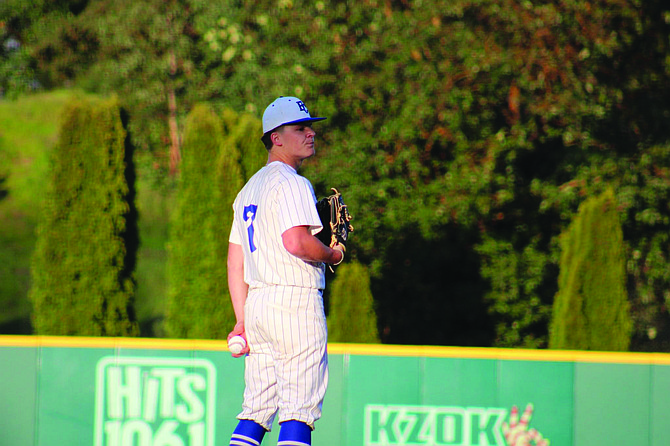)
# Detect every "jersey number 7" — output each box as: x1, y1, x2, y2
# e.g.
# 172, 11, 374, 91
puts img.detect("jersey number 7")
244, 204, 258, 252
